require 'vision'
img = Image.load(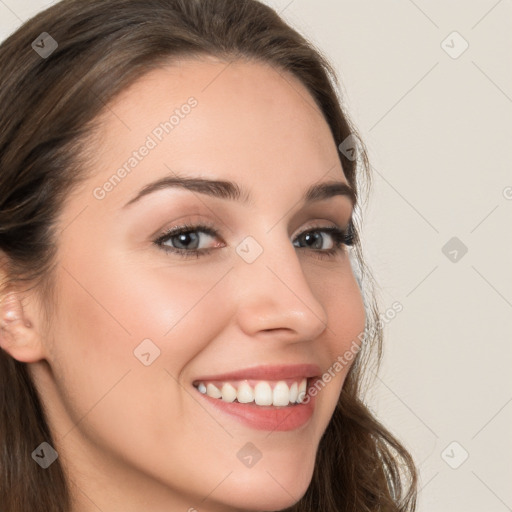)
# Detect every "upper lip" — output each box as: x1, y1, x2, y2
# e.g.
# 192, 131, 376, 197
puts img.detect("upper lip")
192, 363, 322, 384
